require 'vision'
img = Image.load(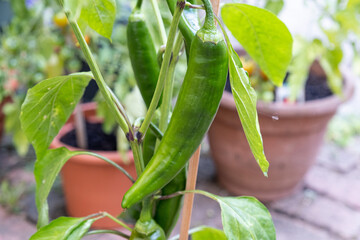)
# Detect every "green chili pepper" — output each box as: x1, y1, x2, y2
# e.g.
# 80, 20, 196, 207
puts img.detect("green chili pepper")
122, 0, 228, 208
129, 218, 166, 240
127, 2, 160, 108
154, 168, 186, 237
130, 198, 166, 240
